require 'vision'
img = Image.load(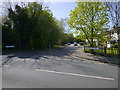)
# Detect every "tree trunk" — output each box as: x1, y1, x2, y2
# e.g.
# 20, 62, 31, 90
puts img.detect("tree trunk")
91, 27, 95, 53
